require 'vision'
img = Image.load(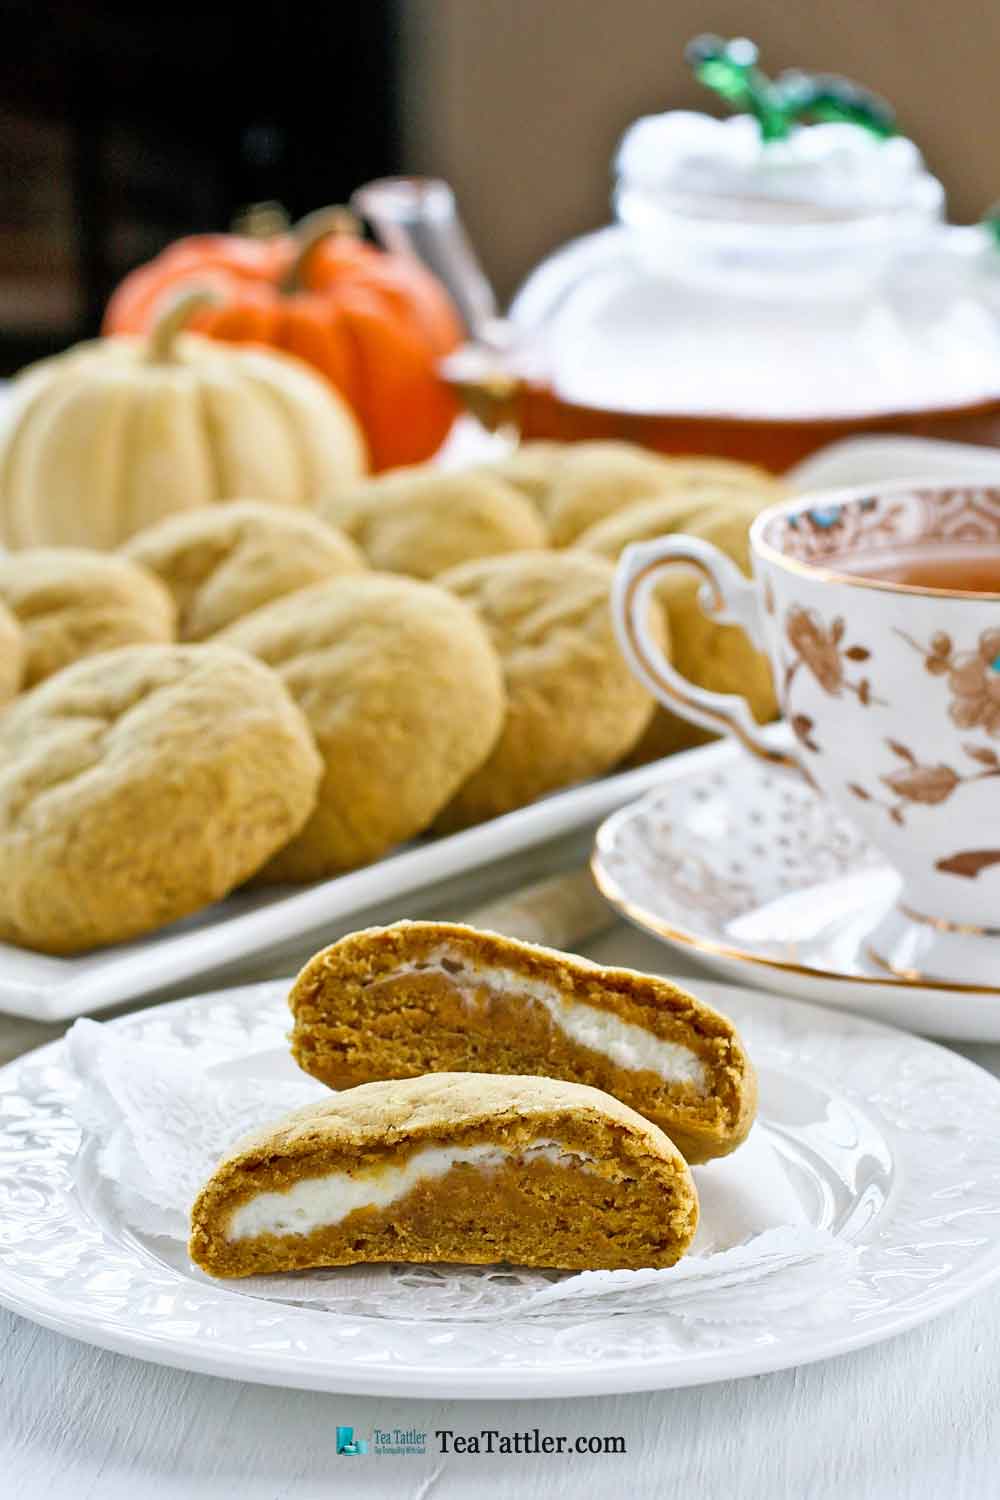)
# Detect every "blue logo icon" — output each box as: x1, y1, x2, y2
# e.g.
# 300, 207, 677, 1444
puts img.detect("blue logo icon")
336, 1427, 368, 1456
